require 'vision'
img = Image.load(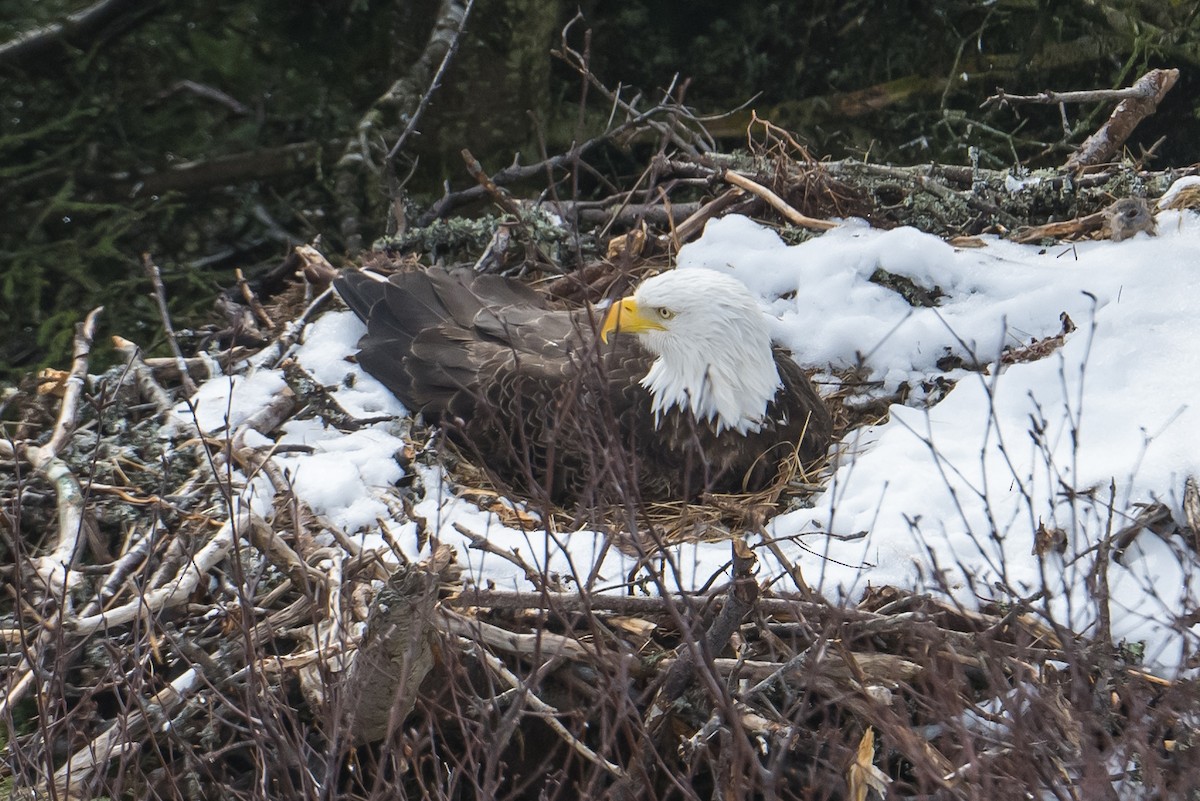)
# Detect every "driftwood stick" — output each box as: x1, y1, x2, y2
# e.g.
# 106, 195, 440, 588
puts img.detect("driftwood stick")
25, 307, 103, 598
66, 510, 249, 637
